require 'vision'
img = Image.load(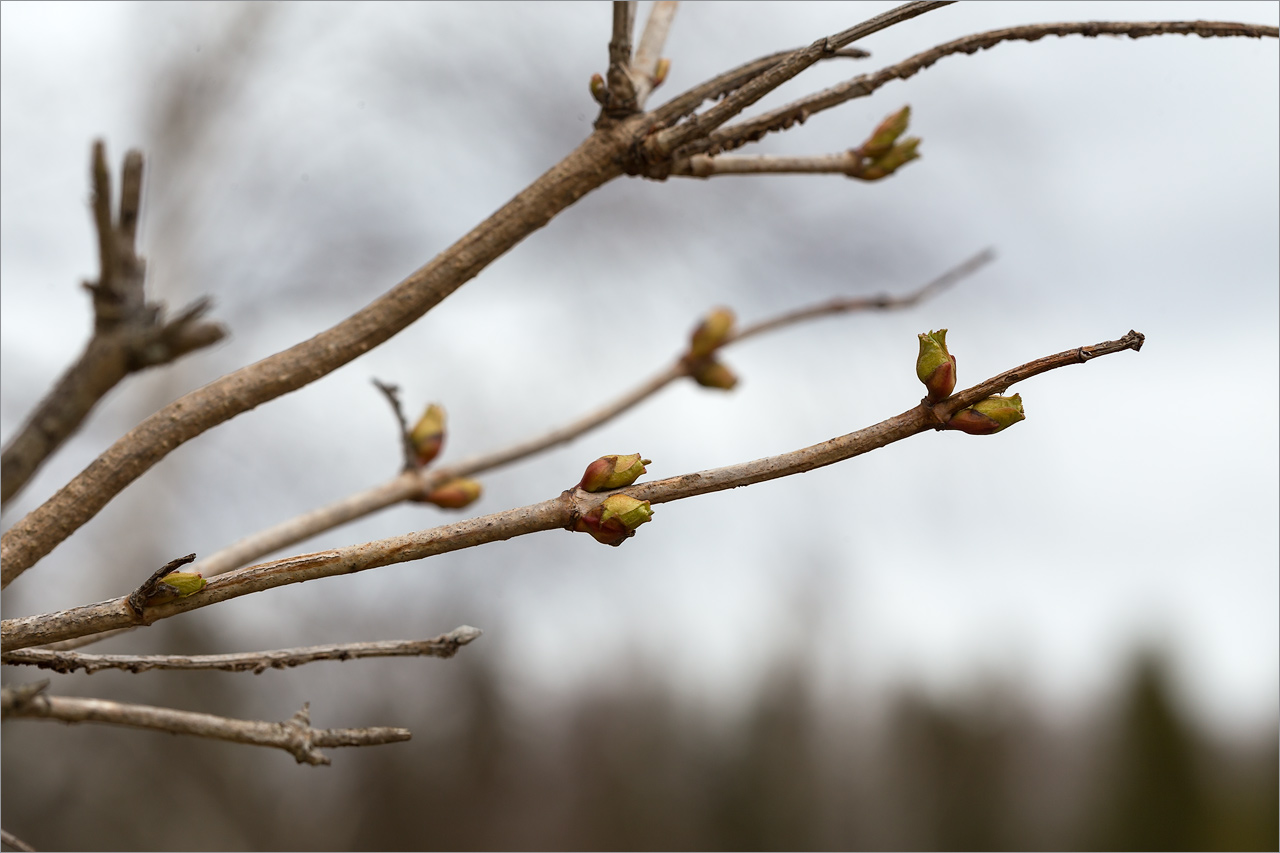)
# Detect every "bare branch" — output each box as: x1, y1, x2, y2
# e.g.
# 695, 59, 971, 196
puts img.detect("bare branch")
672, 150, 912, 179
604, 1, 639, 111
4, 626, 482, 674
631, 0, 679, 107
2, 329, 1142, 650
1, 686, 408, 765
678, 19, 1280, 159
190, 254, 986, 578
730, 248, 994, 346
652, 47, 869, 129
0, 144, 226, 507
648, 1, 951, 157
